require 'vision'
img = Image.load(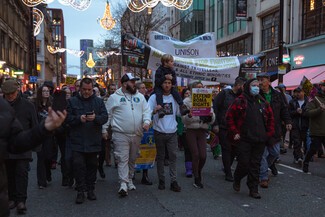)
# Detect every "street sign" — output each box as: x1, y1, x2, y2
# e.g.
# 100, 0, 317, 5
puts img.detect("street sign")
29, 76, 38, 83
